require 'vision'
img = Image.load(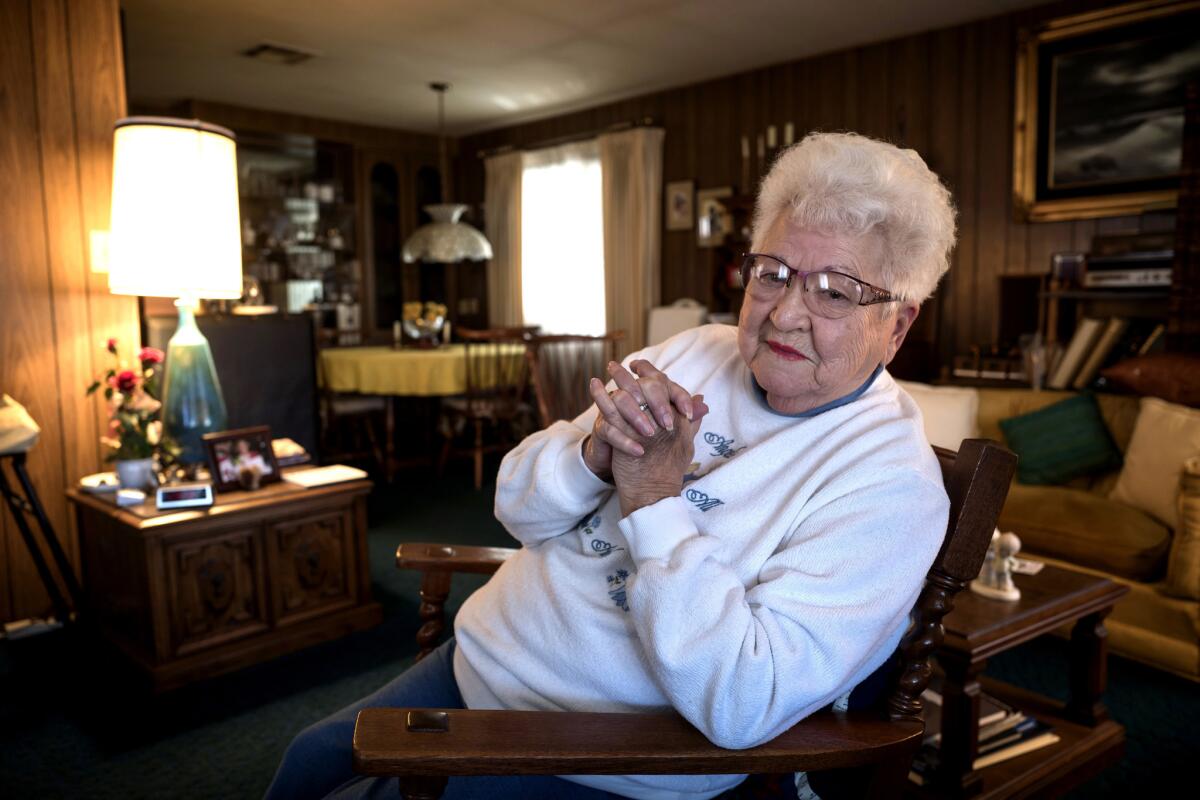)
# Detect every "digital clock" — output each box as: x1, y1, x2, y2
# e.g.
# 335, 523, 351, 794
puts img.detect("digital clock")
156, 482, 215, 510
